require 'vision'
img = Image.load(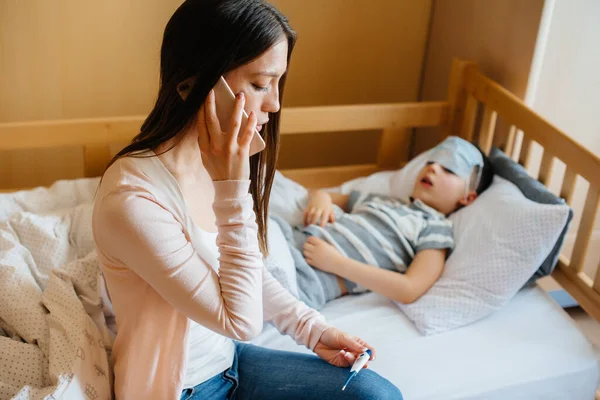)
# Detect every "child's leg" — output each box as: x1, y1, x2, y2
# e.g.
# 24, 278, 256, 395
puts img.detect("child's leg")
233, 343, 403, 400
